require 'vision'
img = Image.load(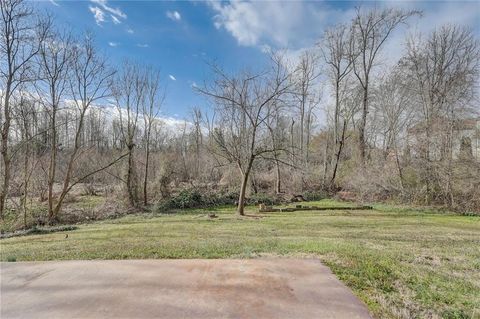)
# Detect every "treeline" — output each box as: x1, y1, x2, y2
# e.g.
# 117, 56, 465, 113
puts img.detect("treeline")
1, 0, 479, 228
